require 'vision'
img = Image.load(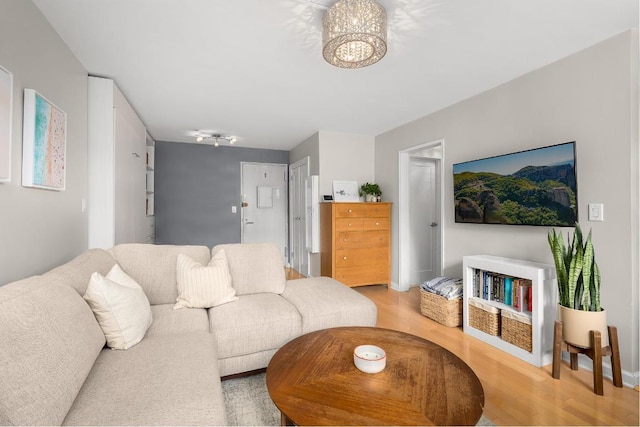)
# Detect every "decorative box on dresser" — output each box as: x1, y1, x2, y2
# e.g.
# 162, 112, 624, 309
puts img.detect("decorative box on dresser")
320, 202, 391, 287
